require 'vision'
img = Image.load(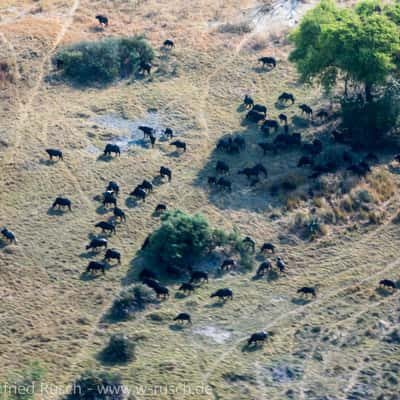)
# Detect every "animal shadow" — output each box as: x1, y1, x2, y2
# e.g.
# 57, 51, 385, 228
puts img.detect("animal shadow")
291, 297, 312, 305
95, 206, 110, 215
375, 287, 395, 297
241, 343, 263, 353
97, 154, 114, 162
47, 208, 65, 216
39, 159, 58, 166
292, 116, 310, 128
169, 324, 185, 331
125, 197, 139, 209
174, 292, 186, 299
